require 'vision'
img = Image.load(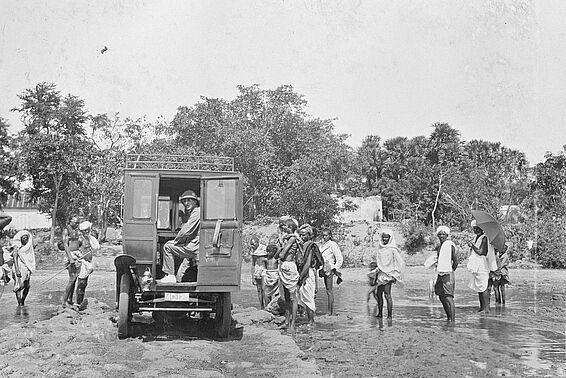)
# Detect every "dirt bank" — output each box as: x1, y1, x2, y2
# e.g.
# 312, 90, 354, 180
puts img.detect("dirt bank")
0, 298, 319, 378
